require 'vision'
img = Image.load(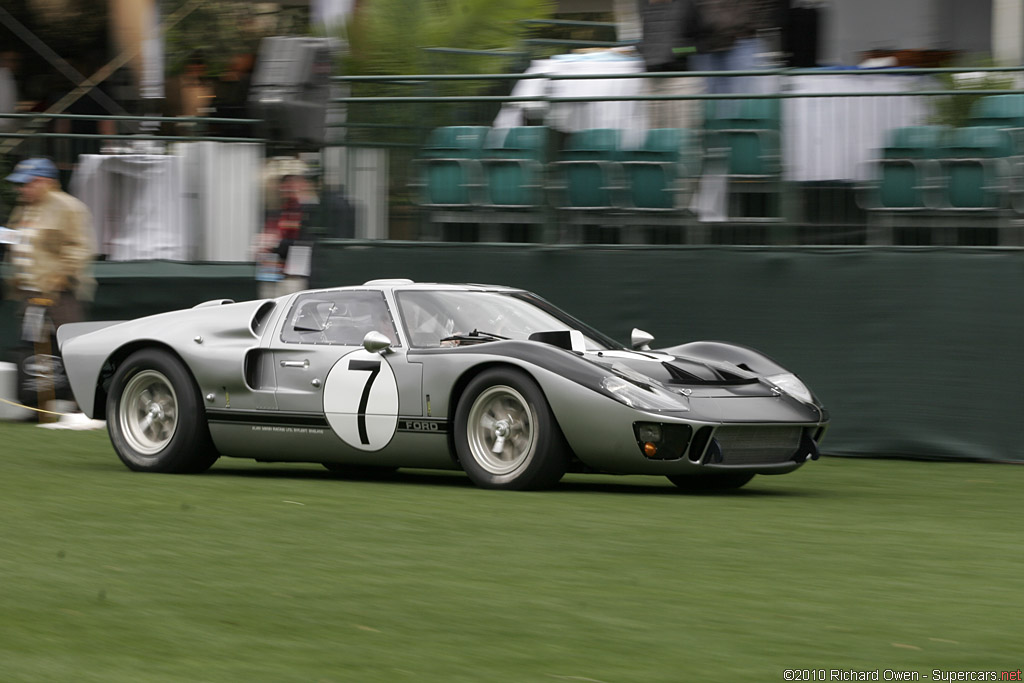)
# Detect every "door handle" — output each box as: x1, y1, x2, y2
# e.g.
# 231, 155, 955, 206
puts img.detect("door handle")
280, 360, 309, 368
